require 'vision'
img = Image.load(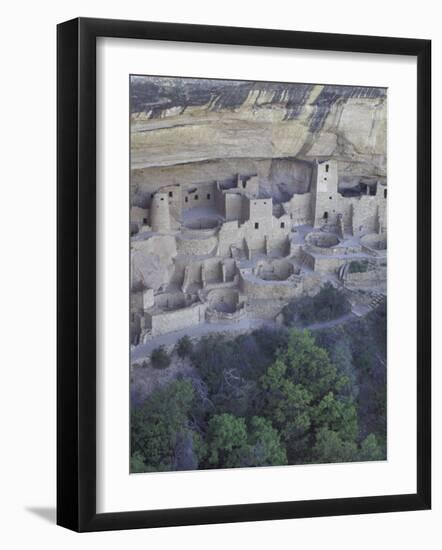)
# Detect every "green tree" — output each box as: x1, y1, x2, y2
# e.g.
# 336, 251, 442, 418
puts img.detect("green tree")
280, 330, 349, 402
257, 329, 359, 464
150, 345, 171, 369
312, 391, 358, 442
130, 451, 146, 473
316, 328, 358, 399
246, 416, 287, 467
313, 427, 358, 464
204, 414, 287, 469
176, 335, 193, 358
206, 413, 248, 468
259, 359, 312, 441
131, 379, 195, 472
358, 433, 385, 461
